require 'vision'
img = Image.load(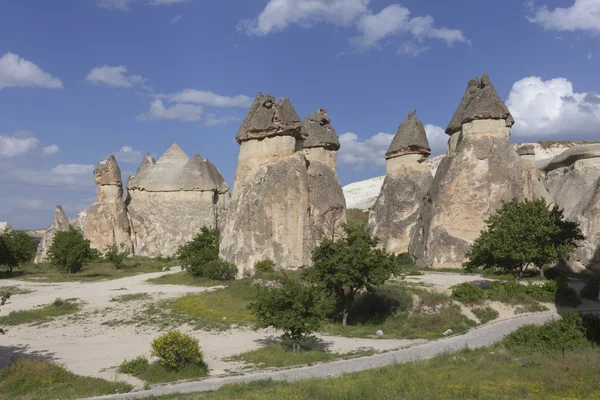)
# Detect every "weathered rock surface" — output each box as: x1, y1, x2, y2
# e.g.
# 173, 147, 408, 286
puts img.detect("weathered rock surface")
34, 205, 70, 264
302, 109, 346, 242
369, 110, 433, 254
69, 210, 88, 232
220, 93, 313, 273
126, 143, 229, 257
410, 75, 550, 268
84, 156, 133, 253
0, 222, 12, 234
568, 175, 600, 271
